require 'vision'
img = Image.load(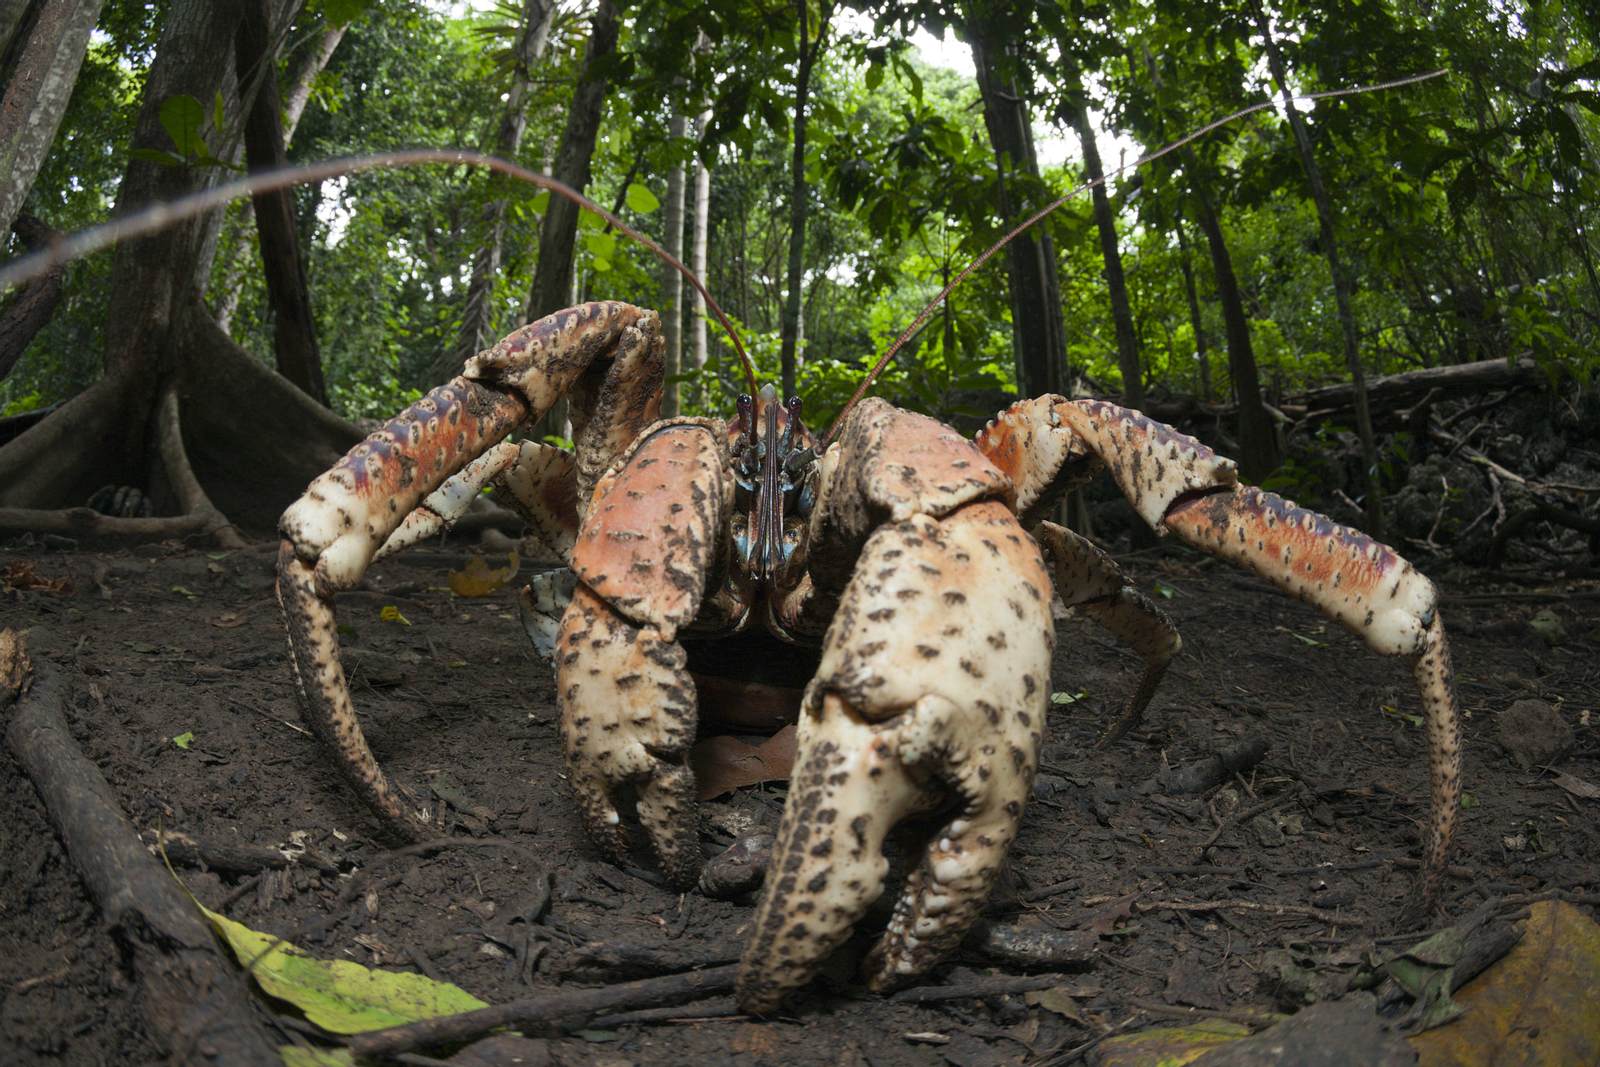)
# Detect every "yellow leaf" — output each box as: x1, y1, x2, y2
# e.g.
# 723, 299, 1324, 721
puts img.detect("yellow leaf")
200, 905, 487, 1034
280, 1048, 352, 1067
1410, 901, 1600, 1066
447, 550, 519, 598
1092, 1020, 1253, 1066
378, 605, 410, 626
